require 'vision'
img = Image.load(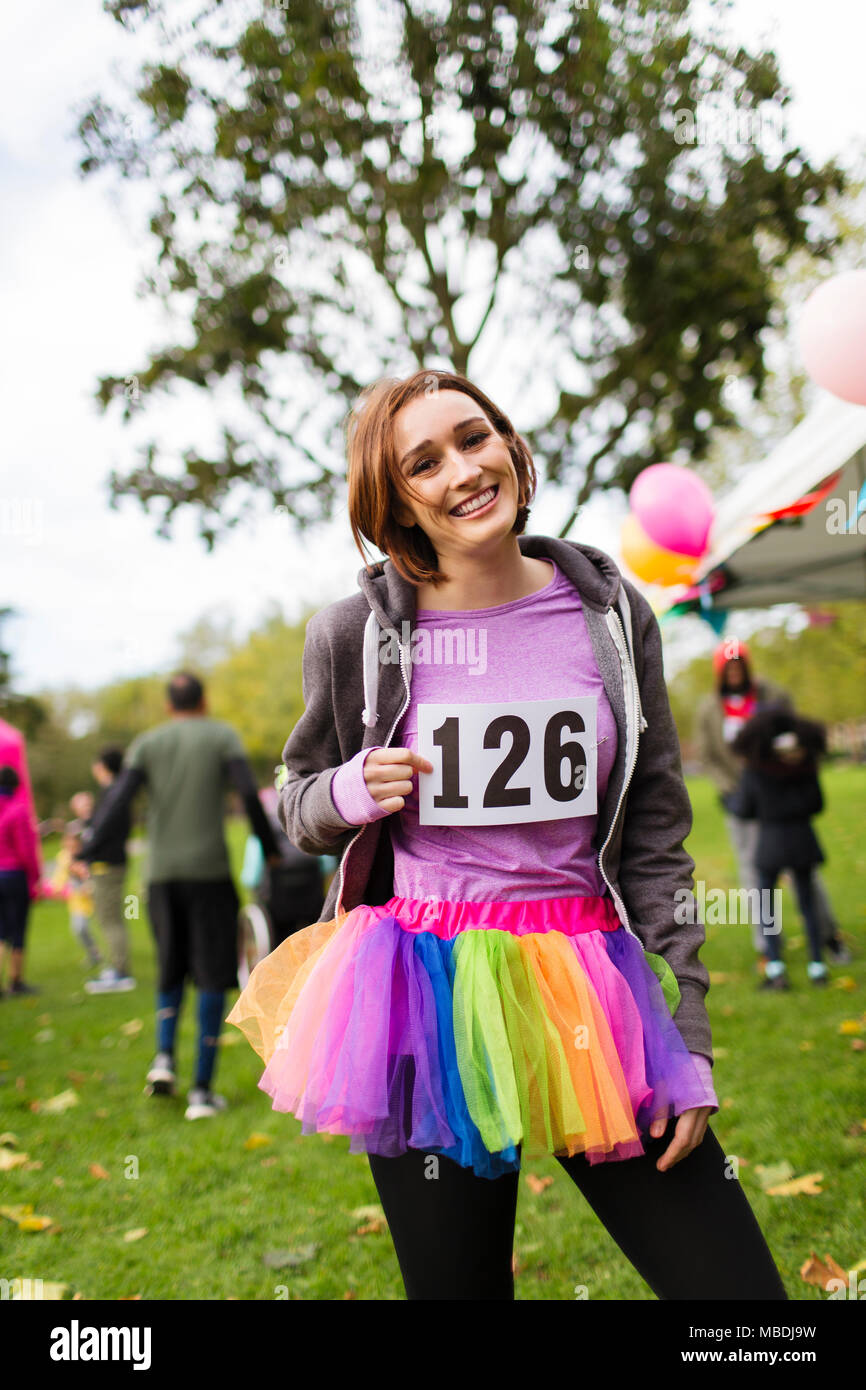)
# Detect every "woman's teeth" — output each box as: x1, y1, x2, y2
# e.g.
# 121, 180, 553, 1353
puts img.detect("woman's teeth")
452, 486, 497, 517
